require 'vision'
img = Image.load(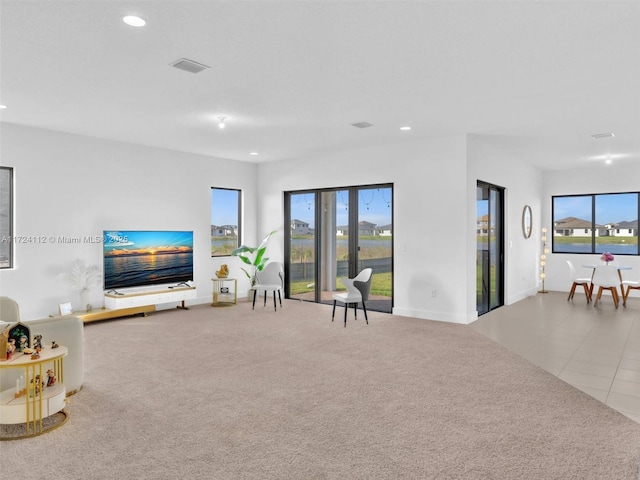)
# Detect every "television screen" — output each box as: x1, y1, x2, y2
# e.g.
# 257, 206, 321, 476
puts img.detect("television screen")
103, 230, 194, 291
